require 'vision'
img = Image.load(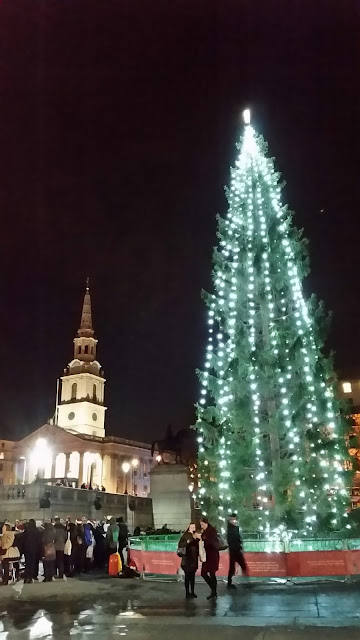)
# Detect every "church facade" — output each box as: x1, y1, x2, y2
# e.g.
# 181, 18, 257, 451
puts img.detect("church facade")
0, 283, 154, 497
